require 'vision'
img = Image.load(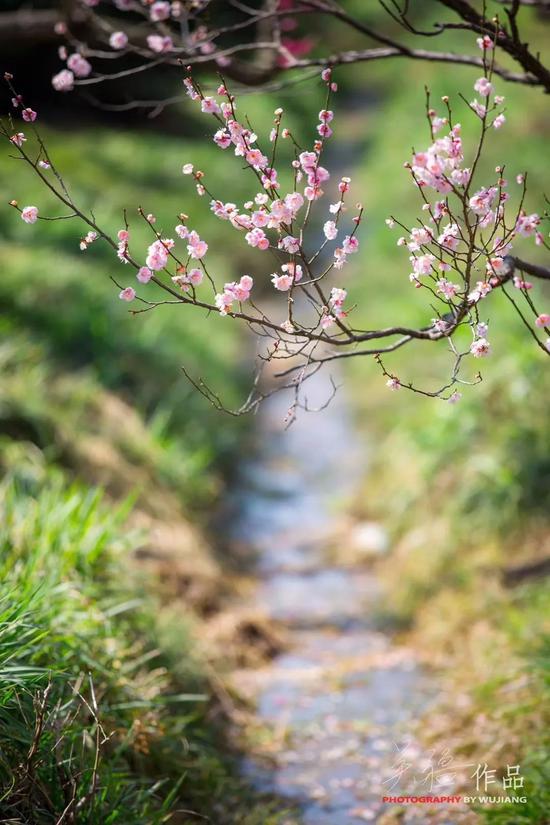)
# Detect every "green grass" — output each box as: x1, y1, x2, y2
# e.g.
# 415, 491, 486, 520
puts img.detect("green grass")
0, 468, 296, 824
